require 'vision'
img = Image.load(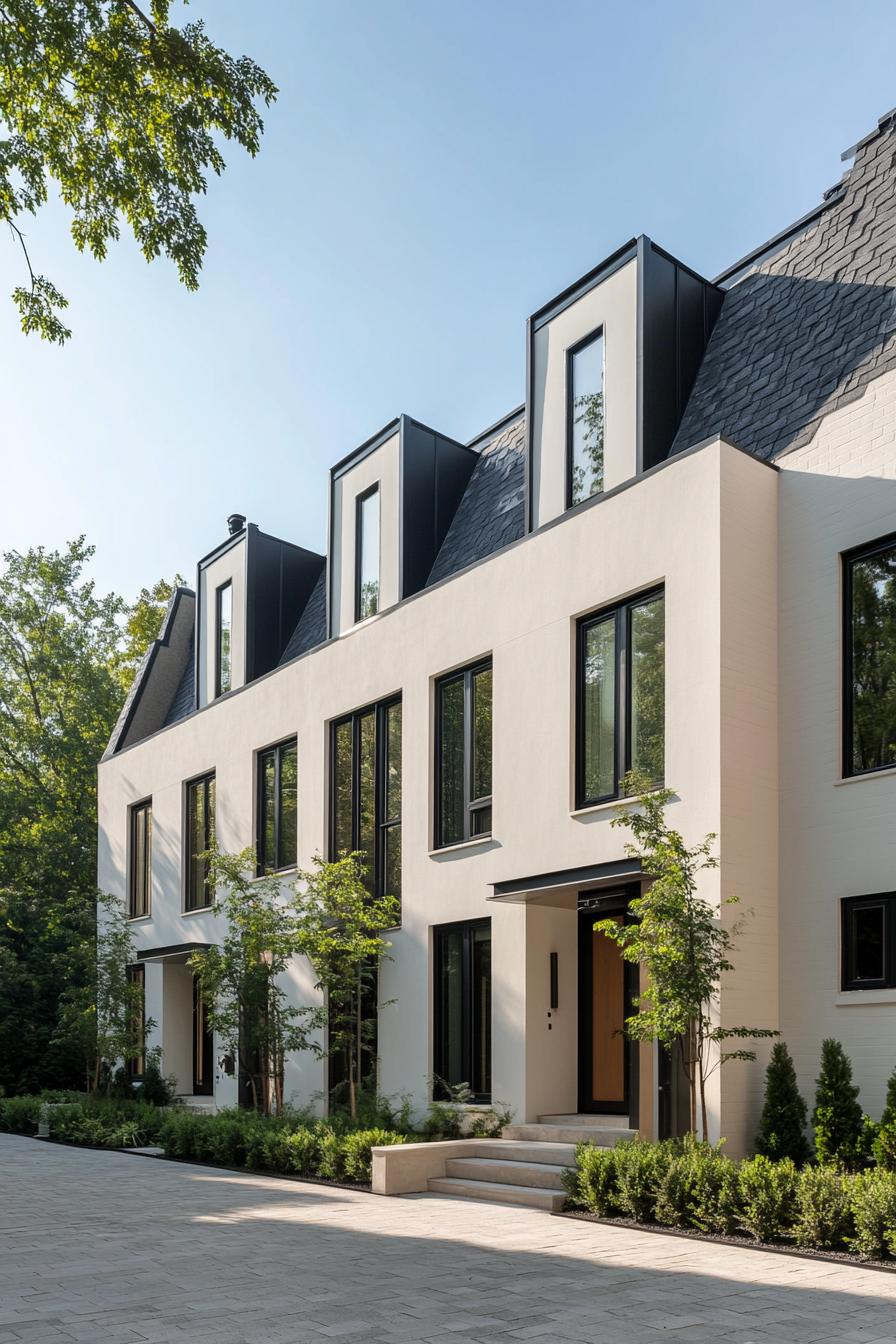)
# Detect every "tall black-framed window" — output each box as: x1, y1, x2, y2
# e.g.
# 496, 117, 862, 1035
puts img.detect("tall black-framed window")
215, 581, 232, 697
126, 963, 145, 1078
193, 974, 214, 1096
567, 328, 605, 508
129, 799, 152, 919
842, 894, 896, 991
331, 696, 401, 902
577, 587, 665, 807
257, 738, 298, 874
433, 919, 492, 1102
843, 533, 896, 777
185, 772, 216, 912
435, 659, 492, 848
355, 485, 380, 622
